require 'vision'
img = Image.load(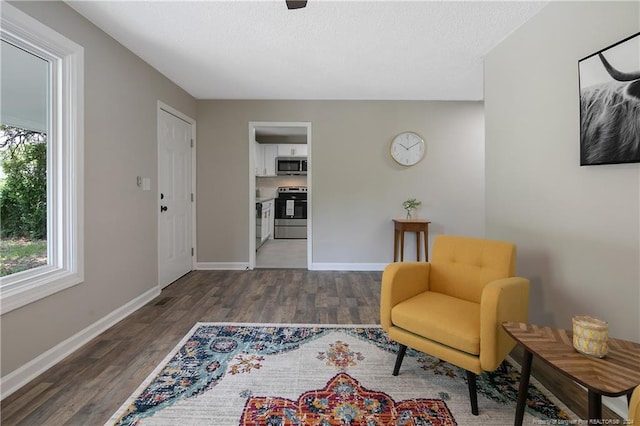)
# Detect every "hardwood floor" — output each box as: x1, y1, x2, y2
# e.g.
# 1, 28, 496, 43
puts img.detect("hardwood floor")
1, 270, 382, 425
1, 269, 621, 425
